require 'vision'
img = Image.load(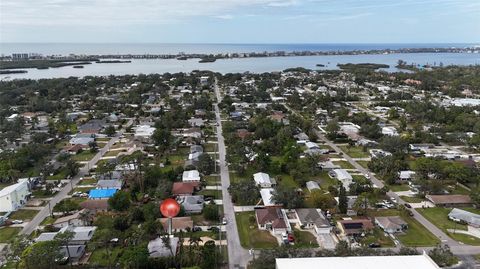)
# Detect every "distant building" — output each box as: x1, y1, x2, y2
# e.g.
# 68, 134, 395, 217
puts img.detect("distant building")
375, 216, 408, 234
255, 207, 291, 235
329, 169, 353, 191
295, 208, 332, 234
182, 170, 201, 182
305, 181, 320, 192
426, 194, 473, 207
148, 237, 179, 258
448, 208, 480, 227
253, 172, 276, 188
